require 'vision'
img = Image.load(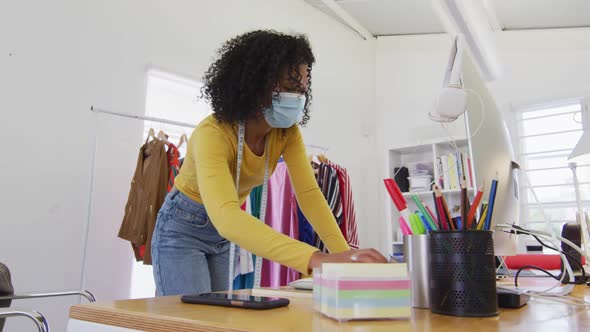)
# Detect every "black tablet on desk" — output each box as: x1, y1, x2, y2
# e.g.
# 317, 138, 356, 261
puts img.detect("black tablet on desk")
181, 293, 290, 310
